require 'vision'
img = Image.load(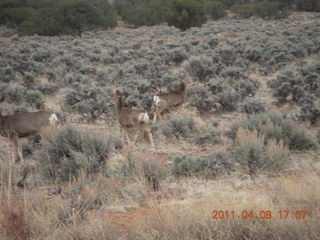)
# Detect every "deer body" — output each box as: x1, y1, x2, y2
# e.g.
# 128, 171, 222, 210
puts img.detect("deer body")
153, 81, 187, 122
0, 111, 58, 163
116, 91, 154, 148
